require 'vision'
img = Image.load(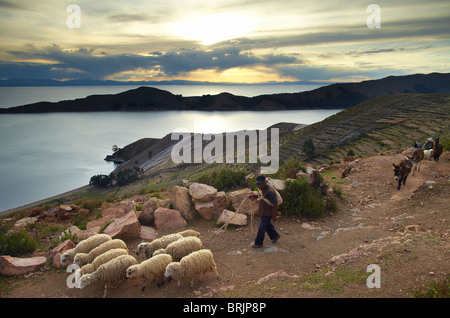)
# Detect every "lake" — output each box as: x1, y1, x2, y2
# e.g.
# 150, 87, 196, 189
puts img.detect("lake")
0, 84, 340, 213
